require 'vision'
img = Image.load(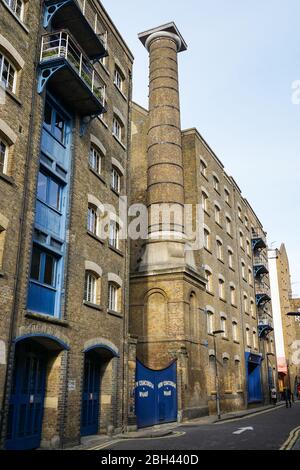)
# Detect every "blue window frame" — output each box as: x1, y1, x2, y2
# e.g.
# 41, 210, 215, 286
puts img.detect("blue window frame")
43, 101, 66, 144
30, 246, 57, 288
37, 171, 62, 212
